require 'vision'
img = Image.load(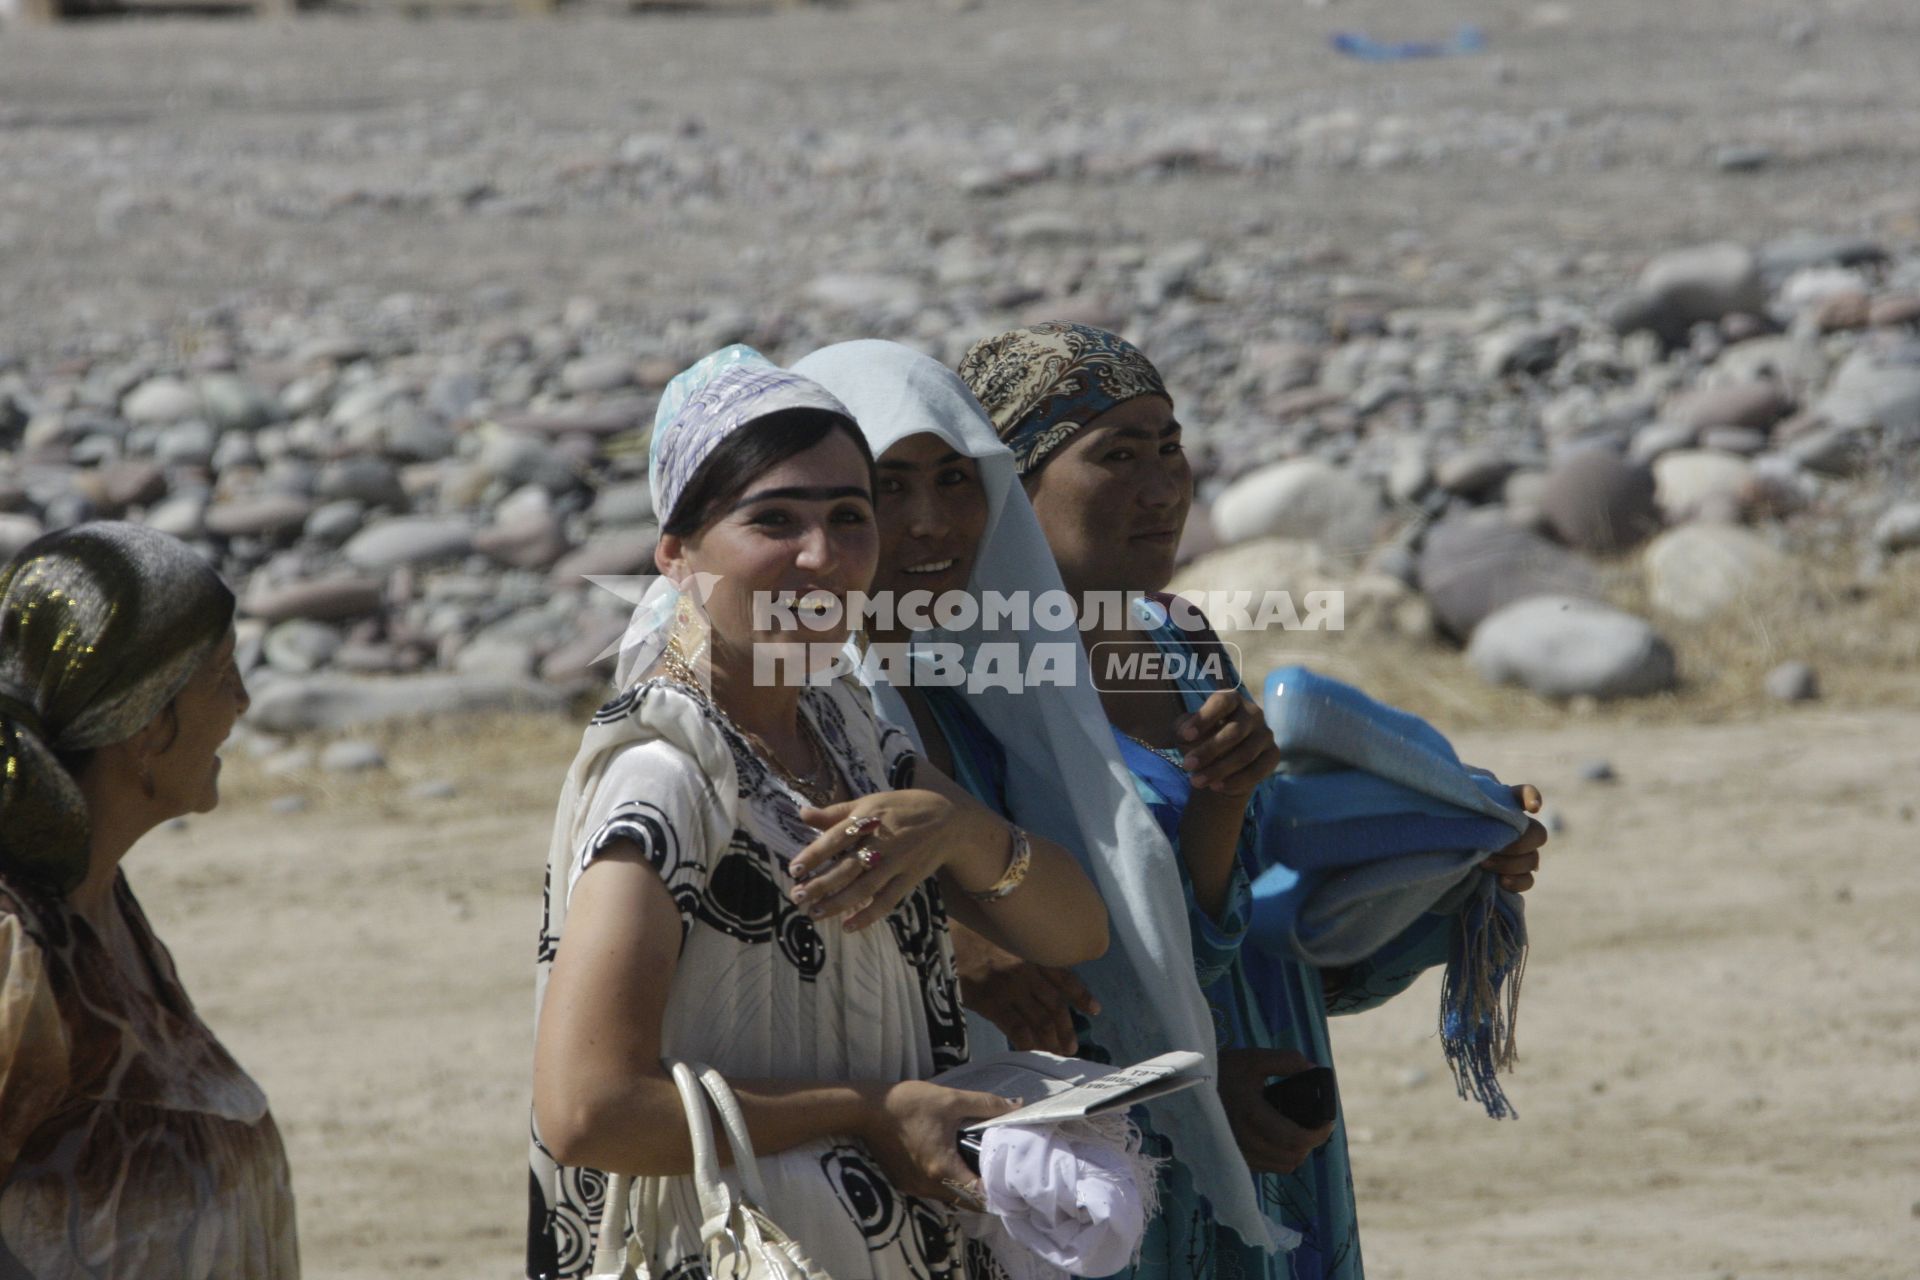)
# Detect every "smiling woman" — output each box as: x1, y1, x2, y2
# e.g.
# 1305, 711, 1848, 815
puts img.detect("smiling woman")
527, 351, 1107, 1280
0, 521, 294, 1280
